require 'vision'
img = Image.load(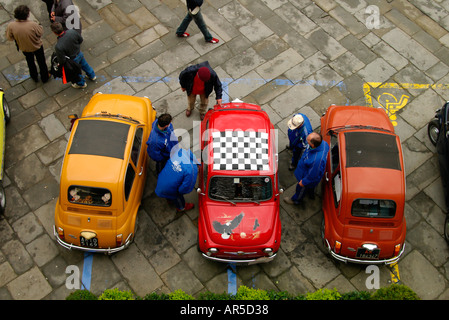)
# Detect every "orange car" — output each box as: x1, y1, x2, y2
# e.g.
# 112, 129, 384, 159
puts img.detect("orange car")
320, 105, 406, 264
53, 93, 156, 254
